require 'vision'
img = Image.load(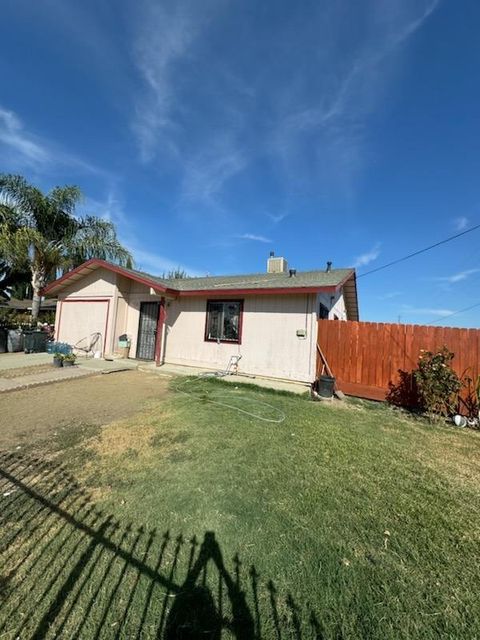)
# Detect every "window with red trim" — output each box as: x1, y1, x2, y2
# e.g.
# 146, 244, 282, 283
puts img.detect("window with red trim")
205, 300, 243, 343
